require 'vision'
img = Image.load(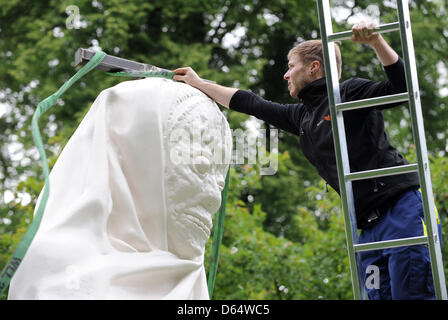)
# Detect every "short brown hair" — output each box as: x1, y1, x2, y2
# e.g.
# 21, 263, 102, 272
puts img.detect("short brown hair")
288, 40, 342, 79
